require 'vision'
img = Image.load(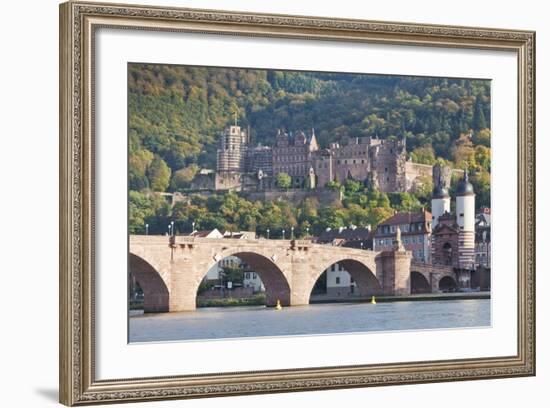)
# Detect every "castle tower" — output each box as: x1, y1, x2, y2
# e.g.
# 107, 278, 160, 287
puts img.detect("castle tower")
456, 170, 476, 270
216, 125, 248, 173
431, 167, 451, 229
